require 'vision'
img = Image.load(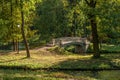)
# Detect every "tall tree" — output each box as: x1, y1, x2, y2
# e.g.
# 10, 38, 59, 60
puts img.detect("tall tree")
84, 0, 100, 58
20, 0, 30, 58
